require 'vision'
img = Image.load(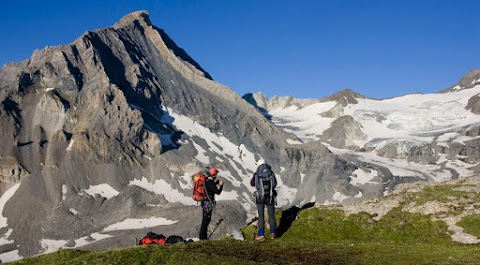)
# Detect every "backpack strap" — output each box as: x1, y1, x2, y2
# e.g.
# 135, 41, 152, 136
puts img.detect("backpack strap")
204, 177, 214, 204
